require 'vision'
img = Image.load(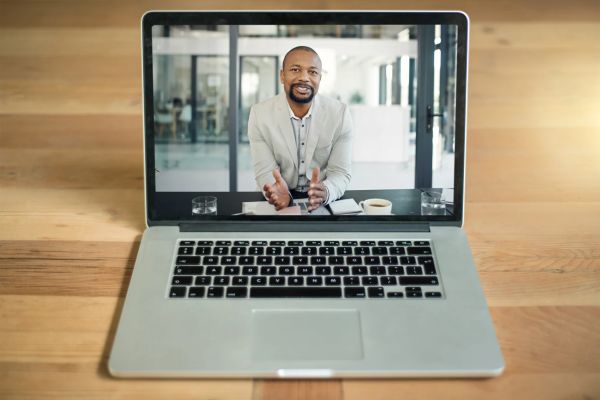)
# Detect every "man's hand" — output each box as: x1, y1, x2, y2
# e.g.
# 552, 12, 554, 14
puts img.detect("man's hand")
308, 166, 327, 212
263, 169, 291, 211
